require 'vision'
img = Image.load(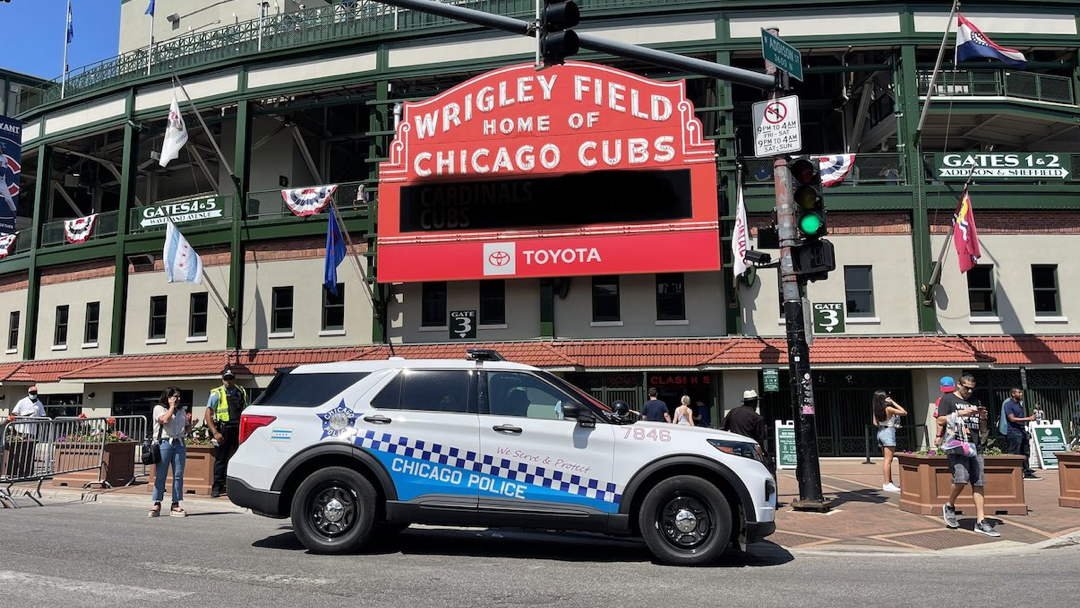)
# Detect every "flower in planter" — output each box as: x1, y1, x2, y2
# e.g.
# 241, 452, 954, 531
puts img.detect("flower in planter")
106, 417, 116, 427
57, 430, 132, 444
186, 424, 214, 447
